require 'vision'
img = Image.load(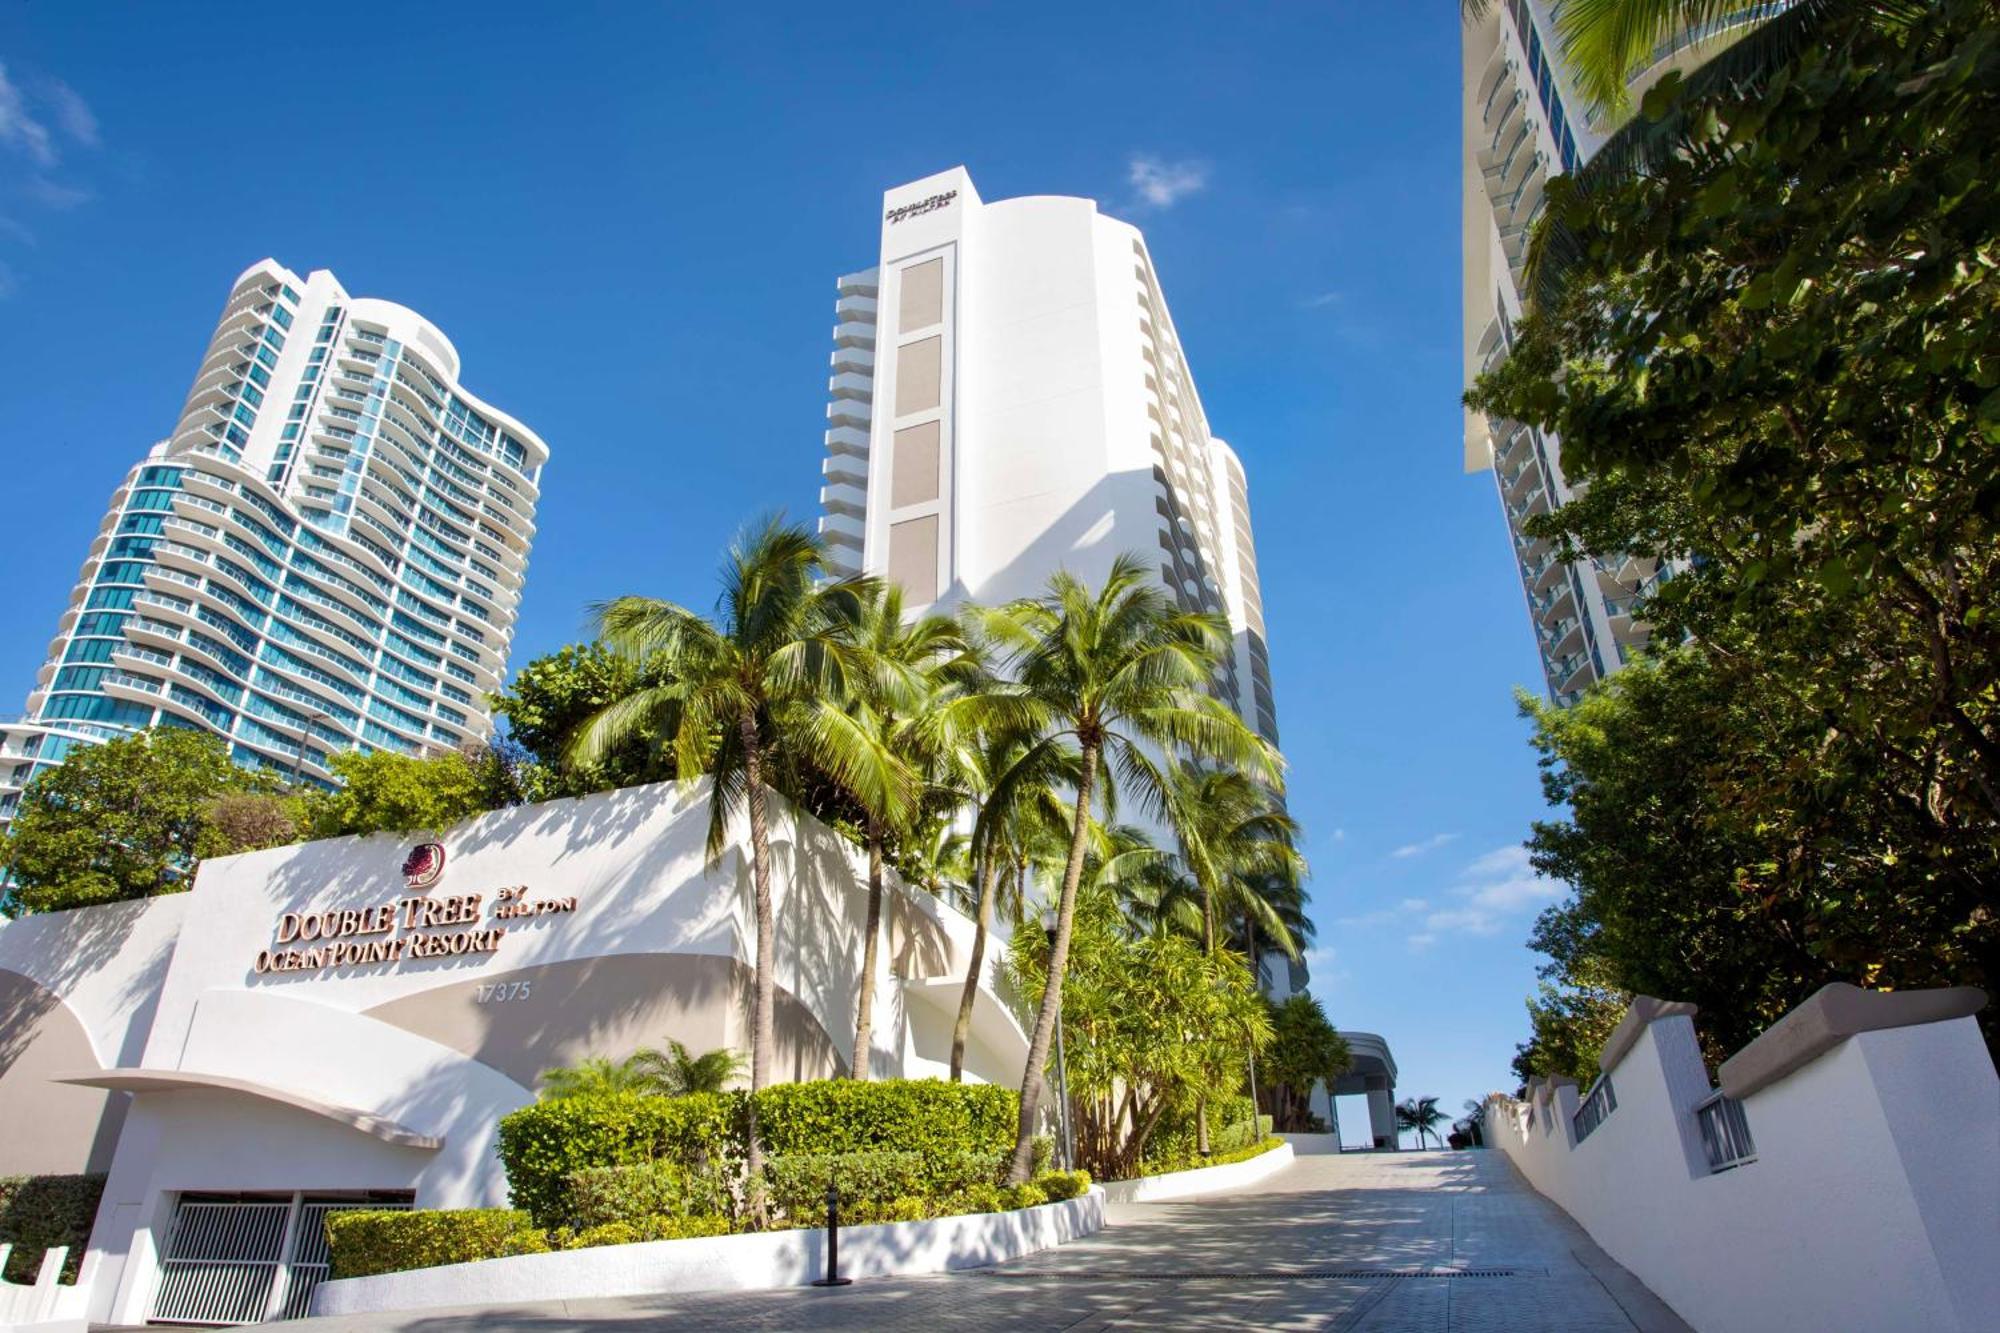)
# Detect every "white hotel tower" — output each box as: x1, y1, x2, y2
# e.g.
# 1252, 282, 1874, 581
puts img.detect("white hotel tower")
1461, 3, 1749, 701
817, 167, 1280, 749
0, 260, 548, 820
